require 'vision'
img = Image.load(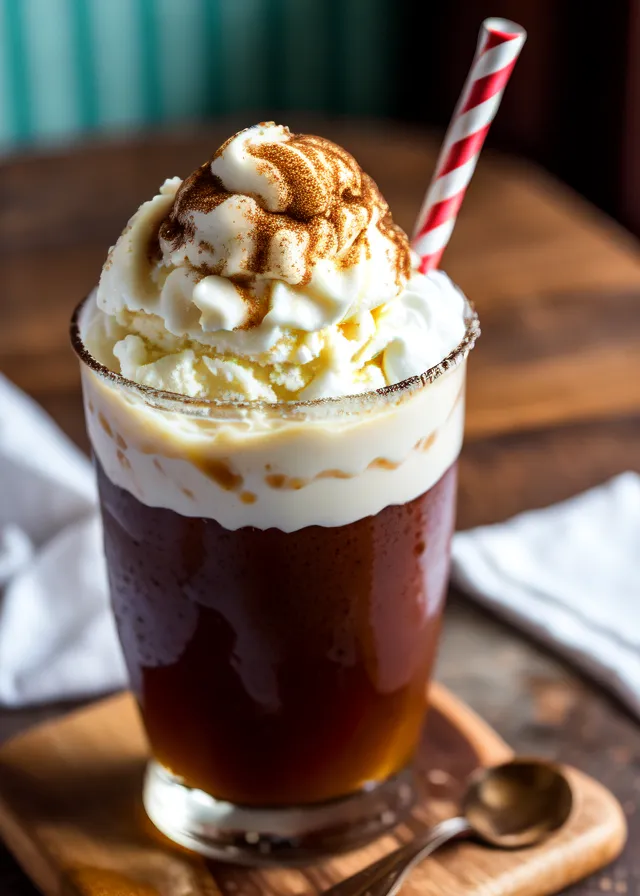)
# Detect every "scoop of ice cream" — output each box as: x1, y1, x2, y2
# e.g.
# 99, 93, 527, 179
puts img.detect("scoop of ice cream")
91, 123, 466, 401
160, 122, 409, 291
